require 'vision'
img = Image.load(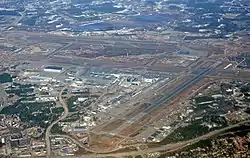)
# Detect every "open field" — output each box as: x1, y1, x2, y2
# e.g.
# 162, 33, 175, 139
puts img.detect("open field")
101, 119, 126, 132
